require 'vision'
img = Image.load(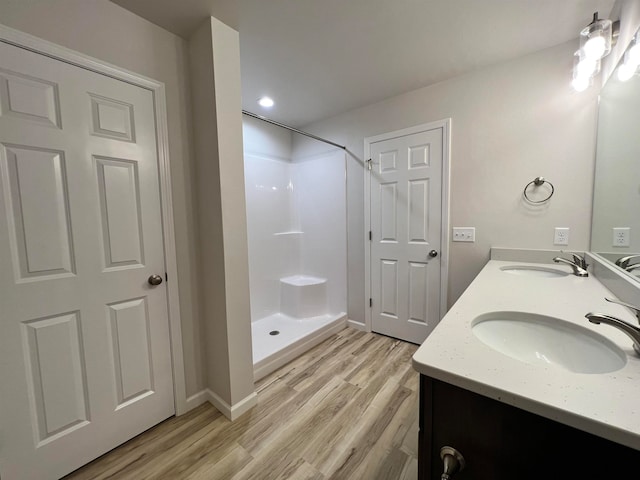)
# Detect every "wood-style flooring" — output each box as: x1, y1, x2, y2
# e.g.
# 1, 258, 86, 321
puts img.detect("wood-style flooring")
65, 328, 419, 480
